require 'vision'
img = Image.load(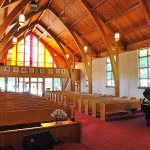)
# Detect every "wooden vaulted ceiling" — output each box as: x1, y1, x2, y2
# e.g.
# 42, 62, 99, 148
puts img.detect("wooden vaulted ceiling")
0, 0, 150, 66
